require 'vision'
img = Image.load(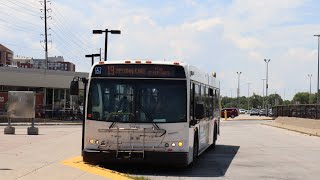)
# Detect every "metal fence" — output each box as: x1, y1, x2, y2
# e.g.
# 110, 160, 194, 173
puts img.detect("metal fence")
273, 104, 320, 119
